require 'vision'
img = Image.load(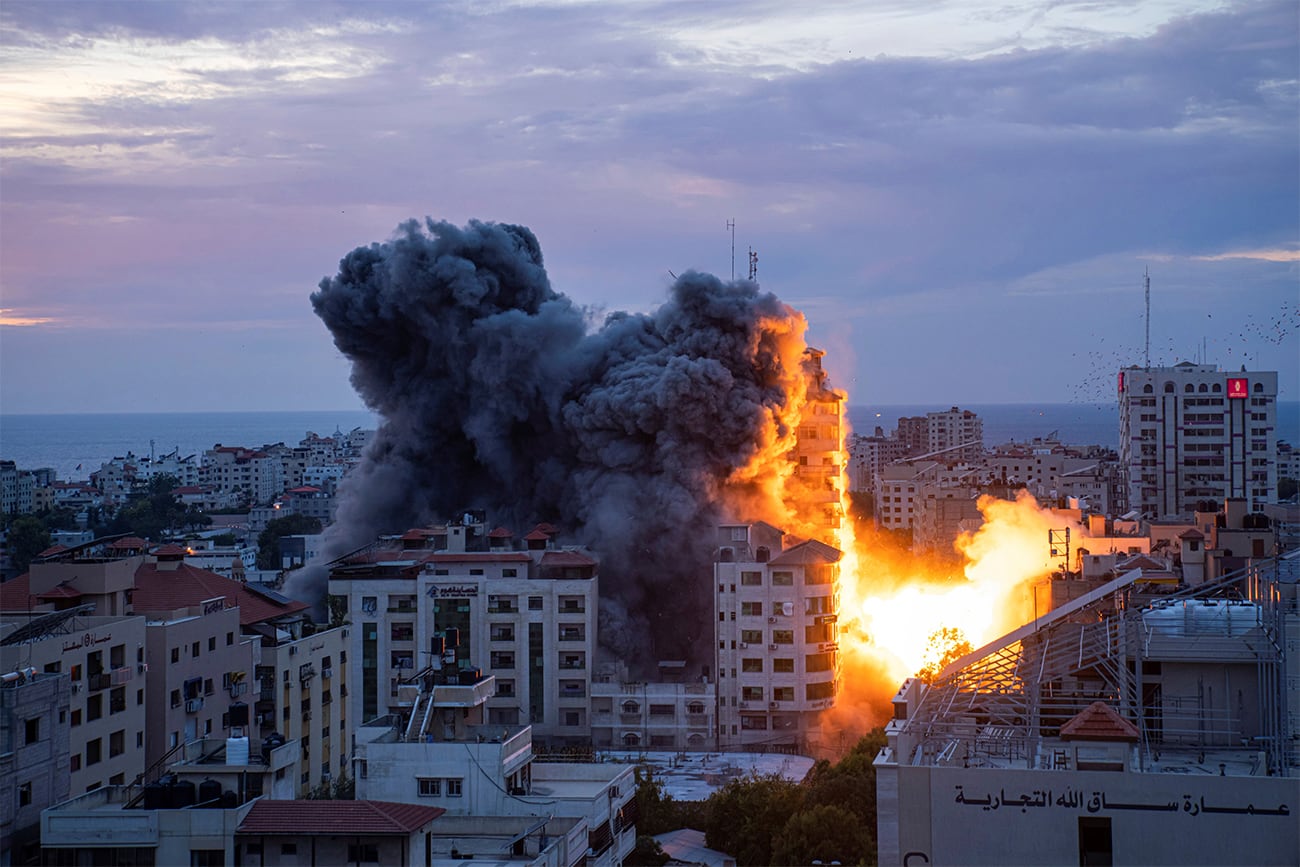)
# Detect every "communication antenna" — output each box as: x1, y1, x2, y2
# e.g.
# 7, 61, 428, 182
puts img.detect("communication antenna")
1049, 528, 1071, 572
726, 219, 736, 281
1144, 268, 1151, 369
748, 247, 758, 281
